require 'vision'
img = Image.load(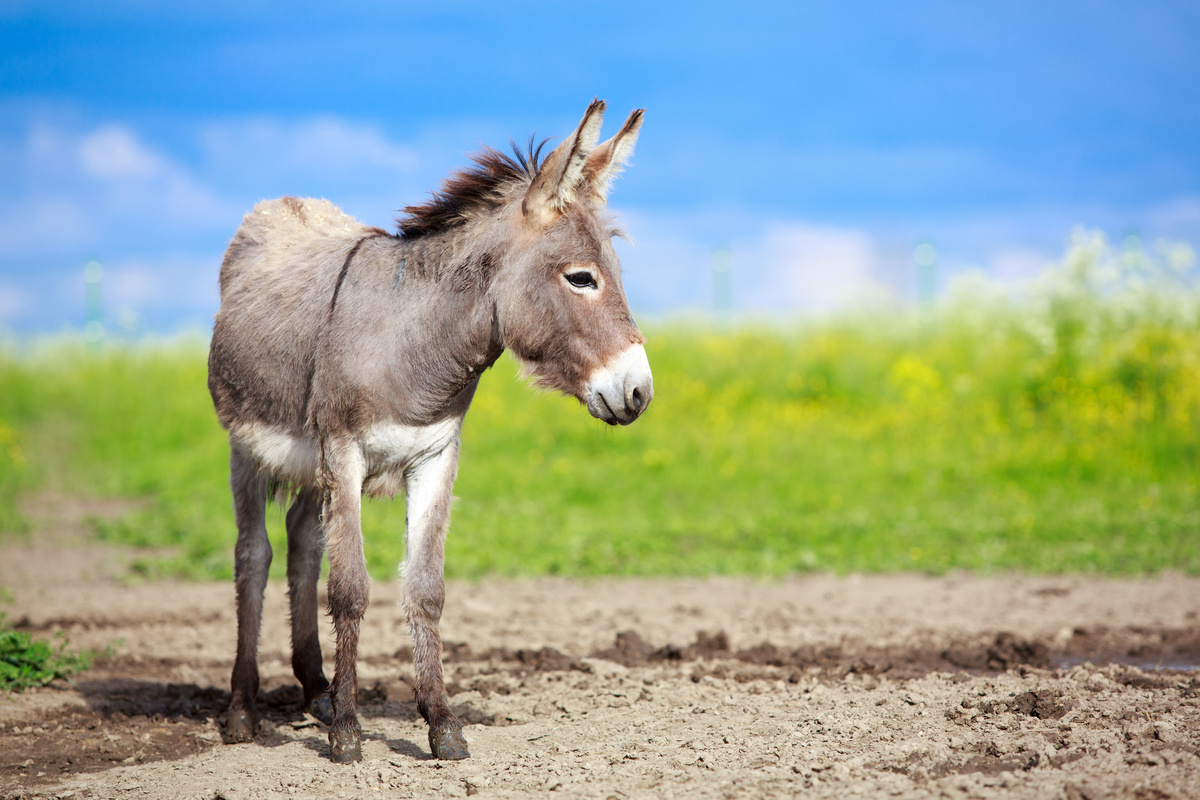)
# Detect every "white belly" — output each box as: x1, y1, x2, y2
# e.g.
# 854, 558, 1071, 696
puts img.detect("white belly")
230, 417, 461, 498
230, 423, 320, 486
360, 417, 461, 497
